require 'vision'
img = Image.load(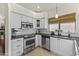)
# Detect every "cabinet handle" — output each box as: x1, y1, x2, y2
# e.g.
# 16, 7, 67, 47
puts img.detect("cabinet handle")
16, 51, 21, 54
17, 40, 21, 42
16, 45, 21, 47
